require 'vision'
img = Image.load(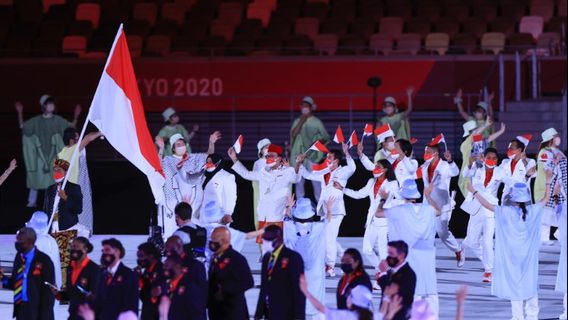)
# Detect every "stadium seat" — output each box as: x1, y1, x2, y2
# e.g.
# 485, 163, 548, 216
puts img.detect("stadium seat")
537, 32, 561, 54
425, 32, 450, 55
394, 33, 421, 55
530, 1, 554, 22
314, 34, 338, 55
369, 33, 393, 55
490, 18, 516, 37
218, 2, 244, 27
126, 35, 143, 57
452, 33, 478, 54
462, 18, 488, 38
42, 0, 65, 13
295, 17, 319, 41
161, 3, 187, 26
506, 32, 535, 53
247, 3, 272, 27
378, 17, 404, 38
435, 18, 460, 37
481, 32, 505, 54
210, 20, 236, 42
62, 35, 87, 57
337, 34, 366, 55
302, 2, 328, 21
133, 3, 158, 26
255, 0, 277, 11
320, 19, 348, 35
519, 16, 544, 39
406, 18, 431, 38
349, 18, 376, 38
75, 3, 100, 28
445, 5, 470, 22
145, 35, 172, 56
